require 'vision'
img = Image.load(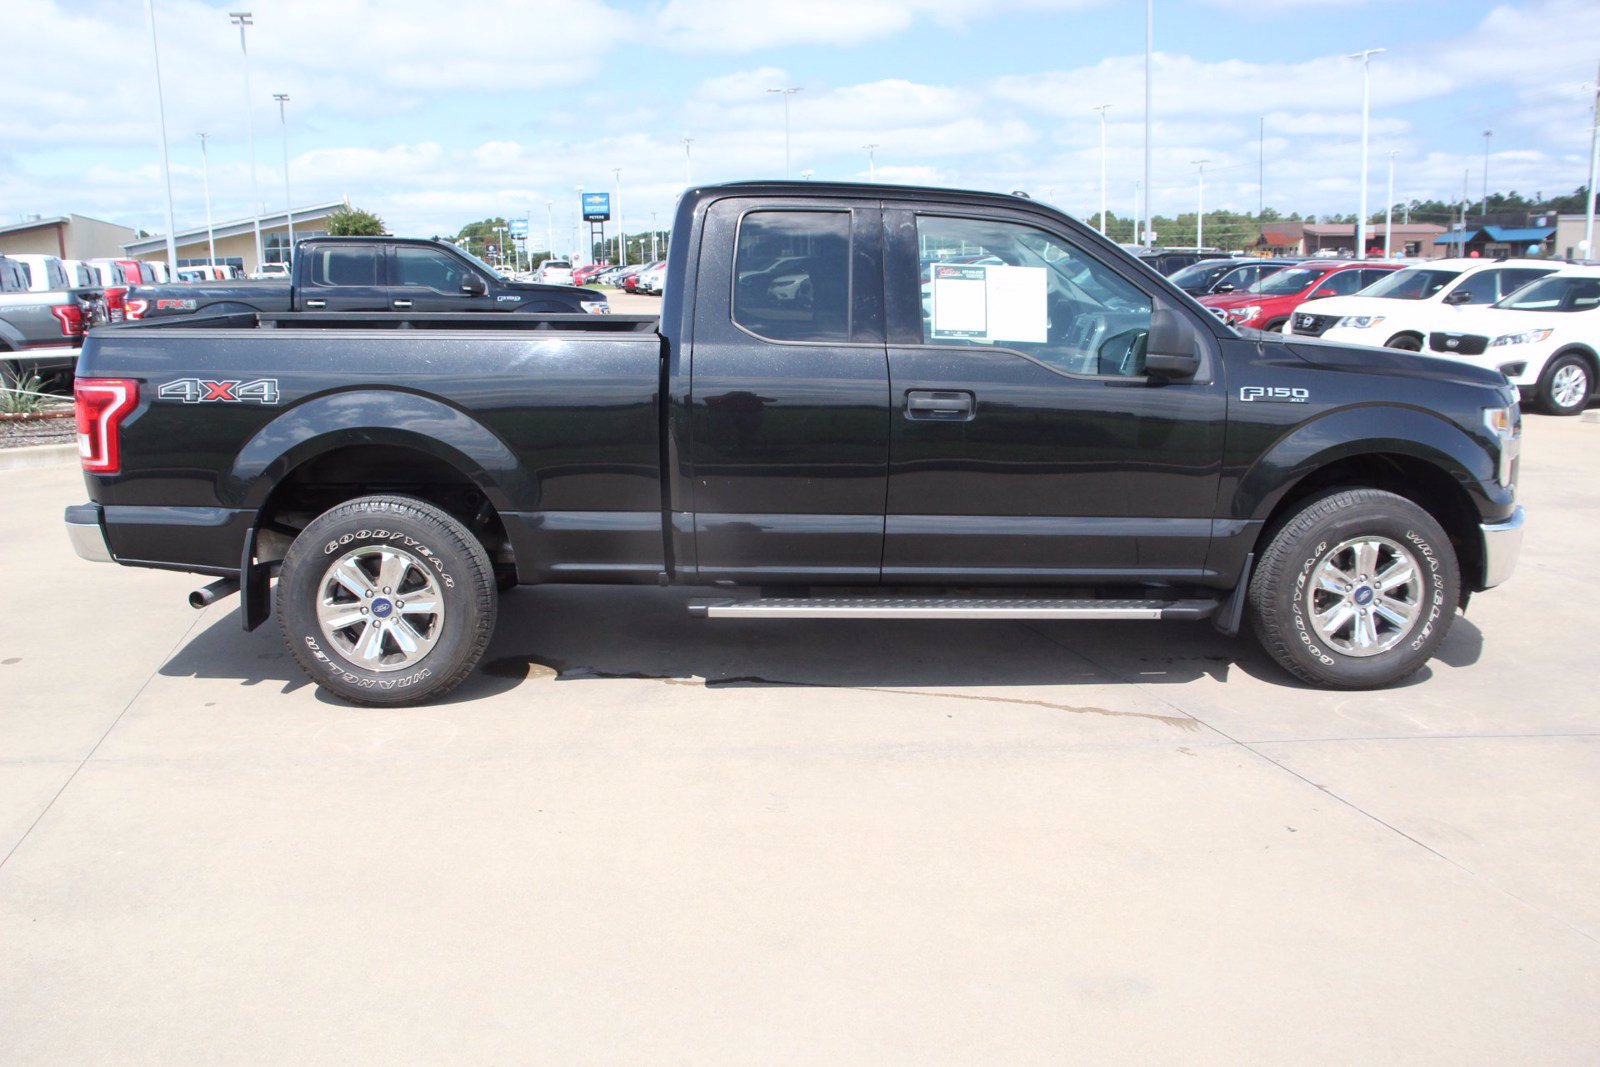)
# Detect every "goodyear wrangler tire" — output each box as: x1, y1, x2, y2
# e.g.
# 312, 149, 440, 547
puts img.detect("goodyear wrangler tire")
1248, 488, 1458, 689
277, 495, 496, 706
